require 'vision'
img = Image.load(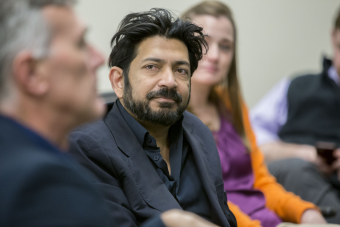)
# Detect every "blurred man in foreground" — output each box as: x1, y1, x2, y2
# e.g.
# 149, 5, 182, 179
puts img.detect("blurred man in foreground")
0, 1, 217, 226
0, 0, 109, 226
251, 7, 340, 223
